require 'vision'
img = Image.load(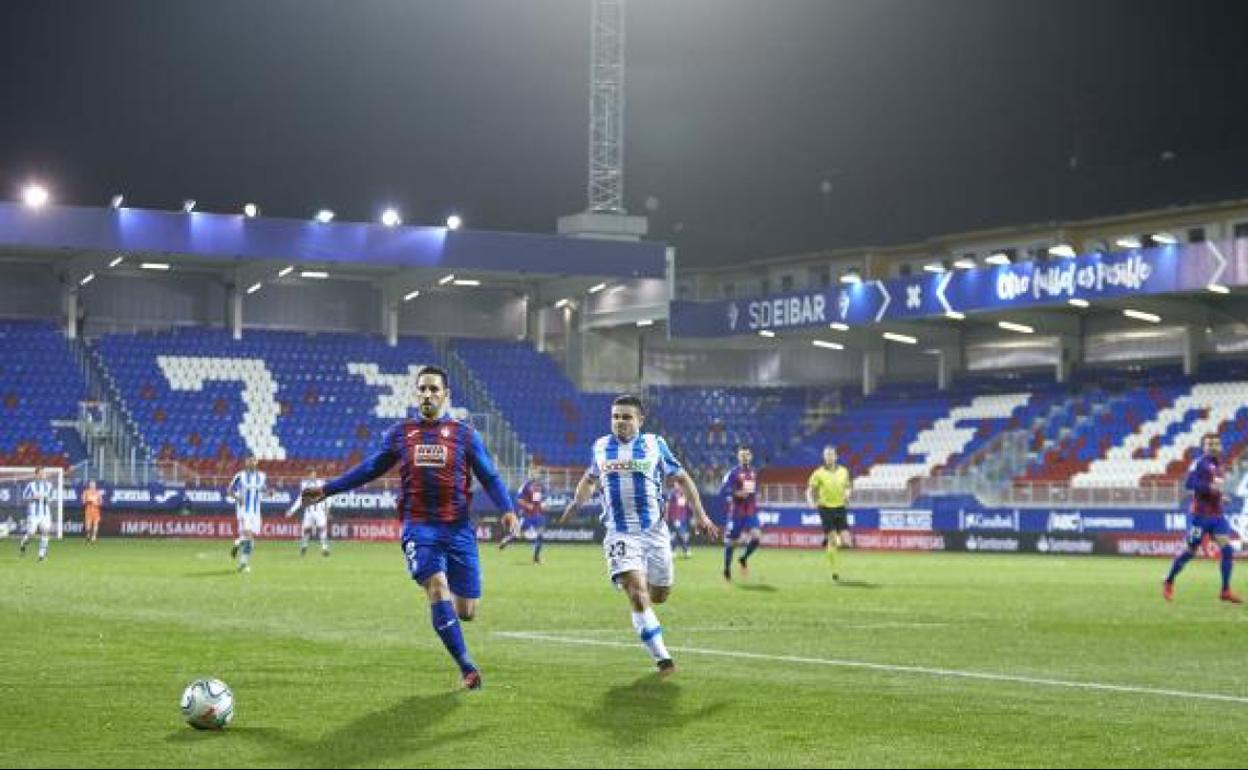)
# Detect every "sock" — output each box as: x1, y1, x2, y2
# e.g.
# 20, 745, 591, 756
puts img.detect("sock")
300, 532, 309, 551
827, 536, 839, 567
240, 538, 253, 567
431, 600, 474, 674
1165, 550, 1194, 584
724, 545, 735, 574
742, 538, 761, 564
680, 530, 690, 554
38, 536, 49, 559
320, 531, 329, 551
533, 535, 543, 561
631, 607, 670, 662
1221, 545, 1234, 591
